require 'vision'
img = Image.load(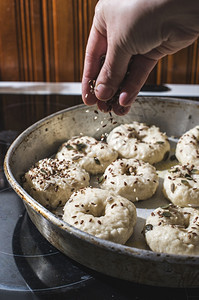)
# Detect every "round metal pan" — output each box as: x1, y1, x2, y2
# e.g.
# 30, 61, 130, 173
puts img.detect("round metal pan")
4, 97, 199, 288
